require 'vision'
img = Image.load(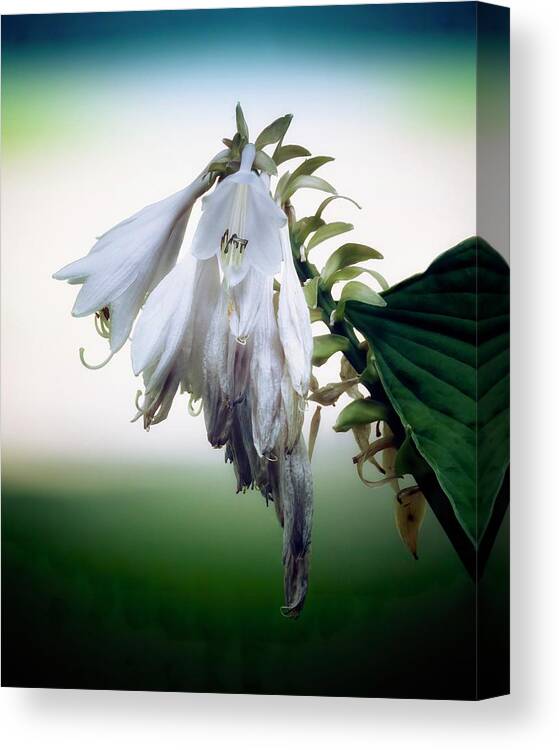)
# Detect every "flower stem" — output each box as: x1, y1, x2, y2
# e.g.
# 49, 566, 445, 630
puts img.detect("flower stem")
285, 205, 369, 386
